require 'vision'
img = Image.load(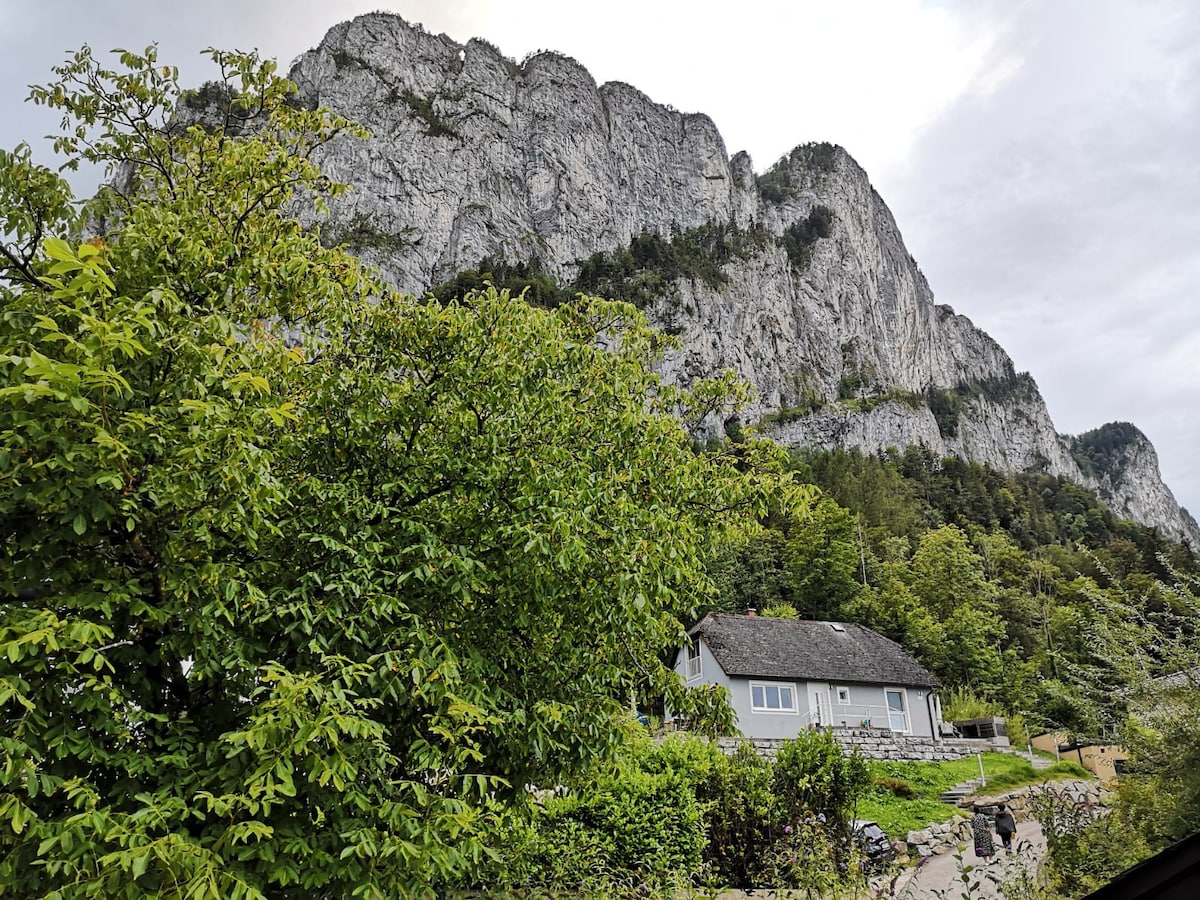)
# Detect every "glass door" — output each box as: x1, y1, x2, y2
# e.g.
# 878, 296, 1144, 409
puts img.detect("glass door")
885, 689, 909, 733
